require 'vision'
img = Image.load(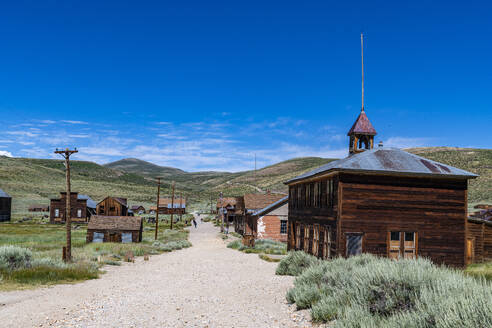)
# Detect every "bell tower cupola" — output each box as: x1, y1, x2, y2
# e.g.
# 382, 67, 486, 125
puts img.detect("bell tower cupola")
348, 33, 377, 155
